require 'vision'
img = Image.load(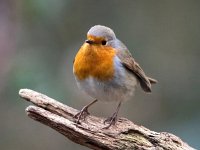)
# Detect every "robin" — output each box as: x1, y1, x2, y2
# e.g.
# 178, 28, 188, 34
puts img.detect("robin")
73, 25, 157, 128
